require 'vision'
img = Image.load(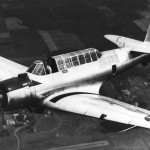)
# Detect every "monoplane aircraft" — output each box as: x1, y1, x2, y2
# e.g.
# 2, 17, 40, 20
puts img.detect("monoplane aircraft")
0, 26, 150, 129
